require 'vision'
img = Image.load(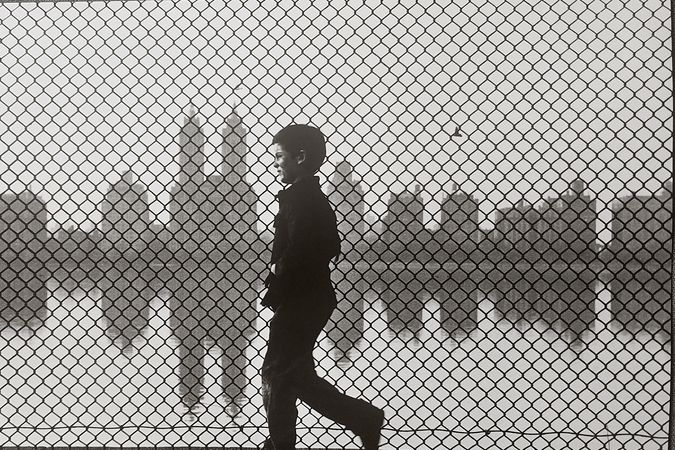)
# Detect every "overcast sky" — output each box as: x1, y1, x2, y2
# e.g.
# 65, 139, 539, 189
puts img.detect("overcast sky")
0, 0, 672, 242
